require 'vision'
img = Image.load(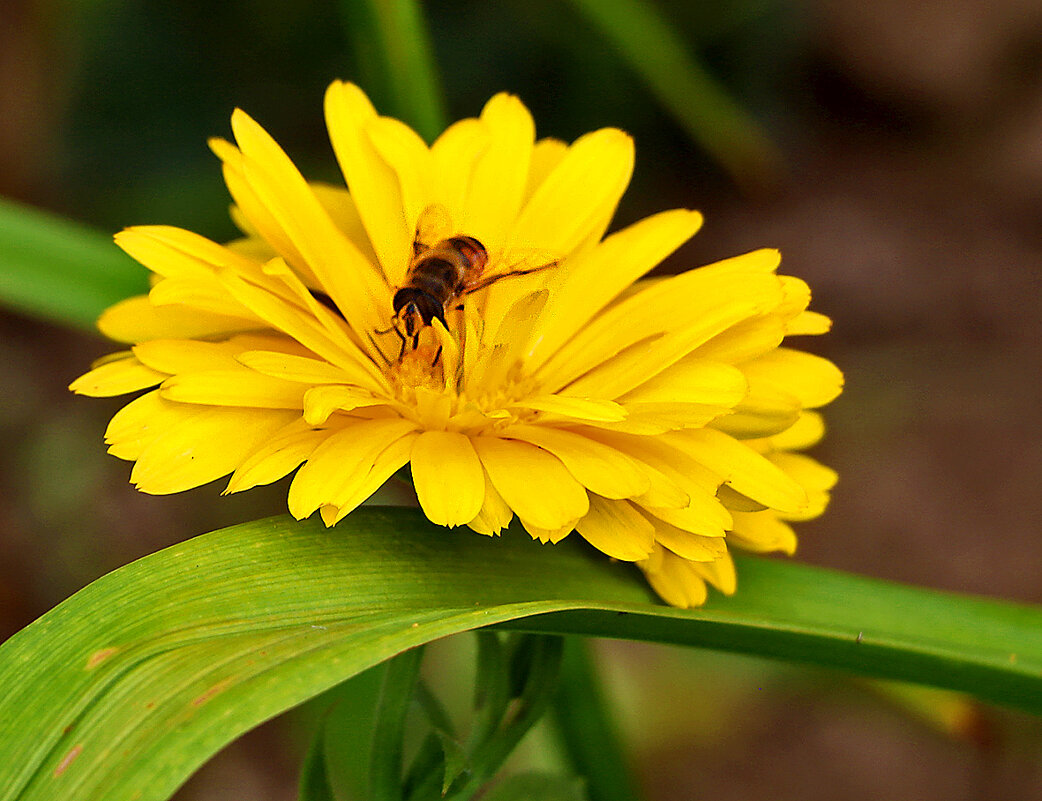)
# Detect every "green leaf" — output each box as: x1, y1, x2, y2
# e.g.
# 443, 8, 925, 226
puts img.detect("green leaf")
444, 635, 563, 801
370, 647, 426, 801
468, 632, 510, 750
298, 714, 338, 801
434, 731, 468, 797
549, 639, 639, 801
565, 0, 782, 190
2, 508, 1042, 801
339, 0, 448, 142
0, 197, 147, 331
